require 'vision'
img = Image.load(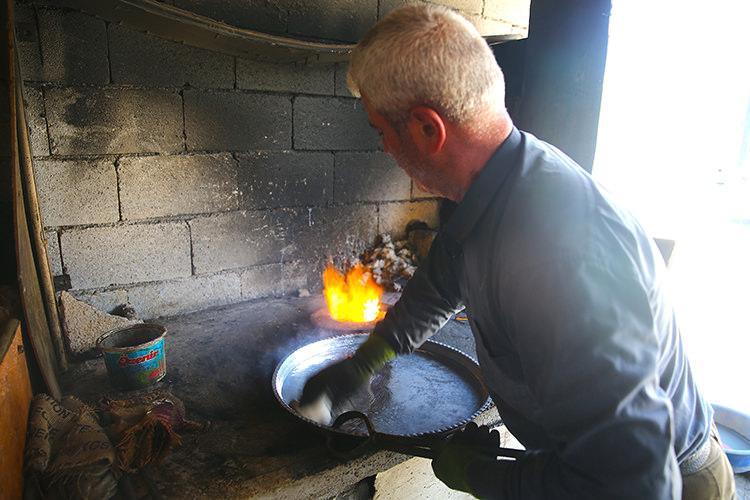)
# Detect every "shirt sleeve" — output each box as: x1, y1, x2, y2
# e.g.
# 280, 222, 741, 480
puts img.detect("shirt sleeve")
469, 254, 680, 499
372, 232, 464, 354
